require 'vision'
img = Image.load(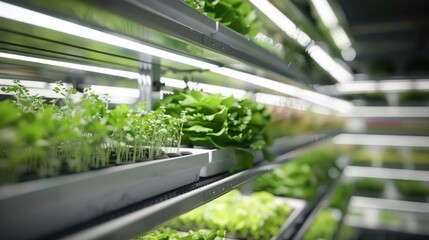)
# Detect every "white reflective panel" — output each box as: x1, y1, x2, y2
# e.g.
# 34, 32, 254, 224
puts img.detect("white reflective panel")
333, 133, 429, 147
344, 166, 429, 181
349, 196, 429, 214
350, 106, 429, 118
